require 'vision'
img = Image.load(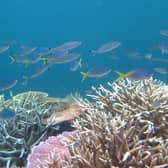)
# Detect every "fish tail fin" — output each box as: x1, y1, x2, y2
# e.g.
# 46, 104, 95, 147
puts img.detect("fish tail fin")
114, 70, 133, 82
114, 70, 127, 82
79, 58, 82, 68
80, 72, 88, 82
10, 56, 15, 64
